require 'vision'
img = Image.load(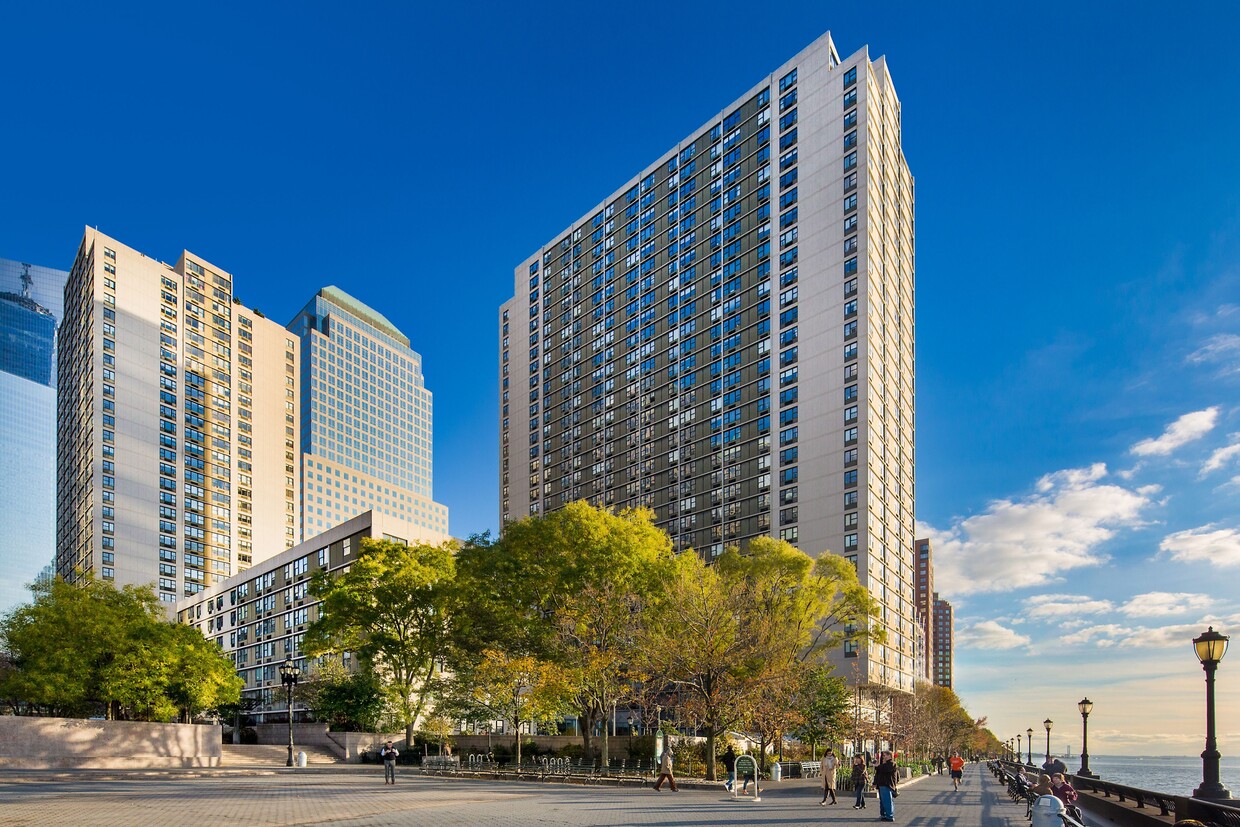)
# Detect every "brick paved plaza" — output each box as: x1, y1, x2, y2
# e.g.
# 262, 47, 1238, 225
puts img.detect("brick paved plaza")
0, 763, 1032, 826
